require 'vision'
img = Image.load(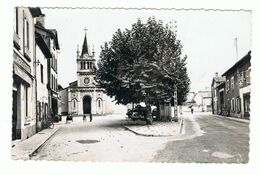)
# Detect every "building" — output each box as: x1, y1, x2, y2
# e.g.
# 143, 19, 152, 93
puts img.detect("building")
12, 7, 60, 140
31, 7, 55, 131
211, 72, 225, 115
222, 51, 251, 119
12, 7, 37, 140
58, 85, 68, 116
59, 31, 113, 116
193, 87, 212, 112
